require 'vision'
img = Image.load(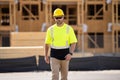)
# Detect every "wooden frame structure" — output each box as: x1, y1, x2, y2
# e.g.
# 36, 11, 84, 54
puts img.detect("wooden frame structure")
112, 0, 120, 53
0, 0, 120, 55
84, 0, 107, 53
0, 0, 16, 31
17, 0, 44, 31
0, 0, 16, 47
